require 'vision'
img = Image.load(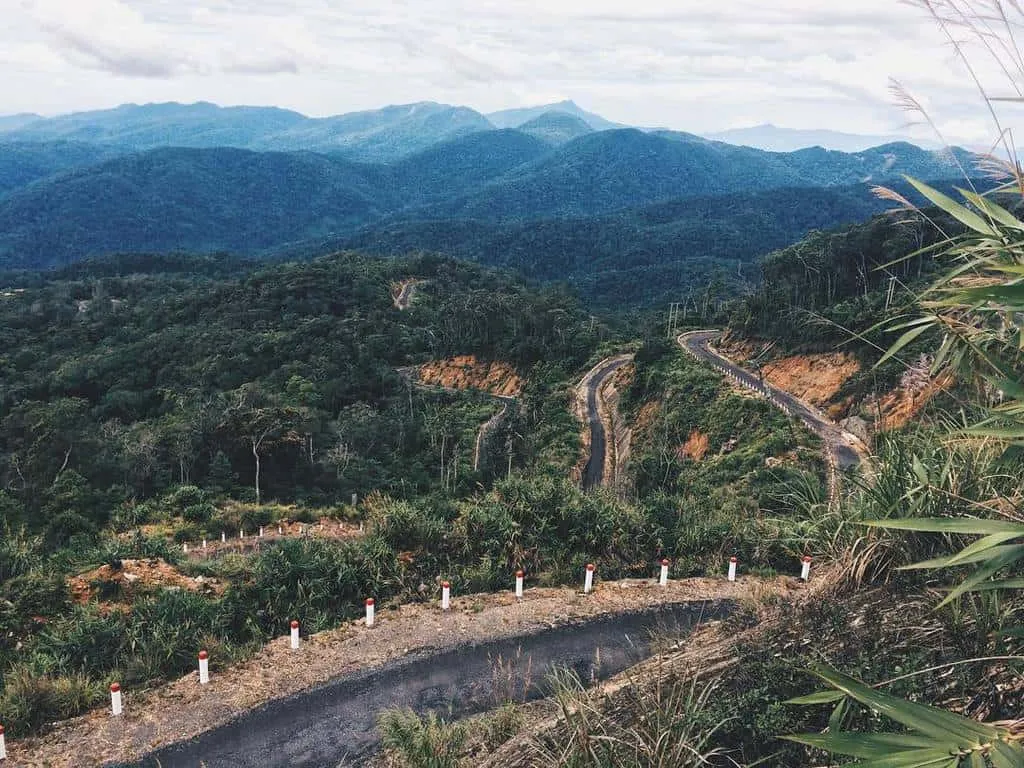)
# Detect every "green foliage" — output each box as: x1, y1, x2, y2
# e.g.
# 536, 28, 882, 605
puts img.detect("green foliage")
0, 252, 601, 543
0, 669, 102, 738
378, 709, 468, 768
528, 666, 733, 767
786, 664, 1024, 766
